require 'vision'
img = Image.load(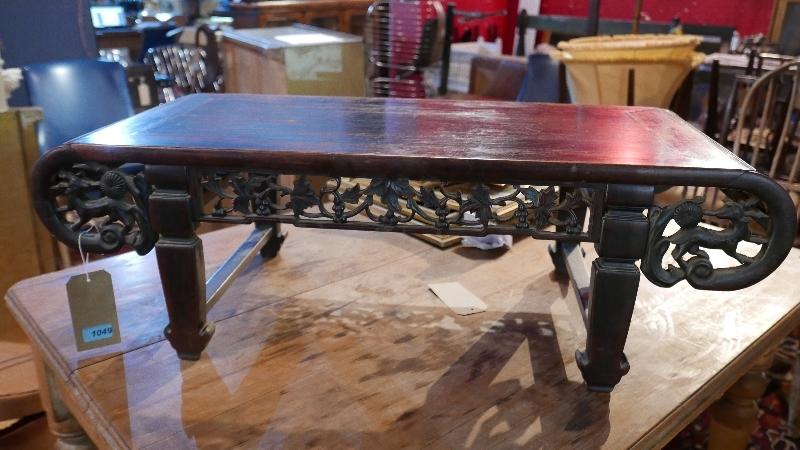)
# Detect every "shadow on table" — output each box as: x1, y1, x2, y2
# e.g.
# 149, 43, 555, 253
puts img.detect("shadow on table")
375, 309, 611, 448
168, 284, 610, 448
